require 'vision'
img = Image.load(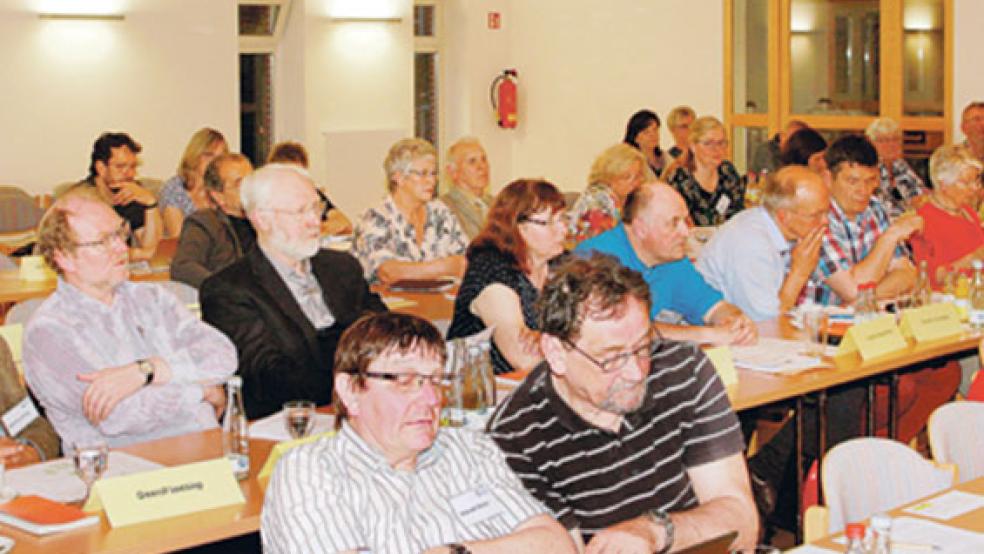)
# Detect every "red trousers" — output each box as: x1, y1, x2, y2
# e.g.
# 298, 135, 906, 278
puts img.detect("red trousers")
872, 361, 961, 442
